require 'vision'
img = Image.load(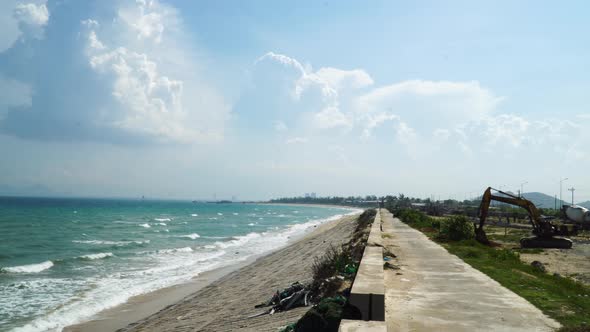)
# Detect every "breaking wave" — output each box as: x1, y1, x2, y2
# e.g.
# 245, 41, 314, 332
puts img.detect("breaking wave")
78, 253, 114, 260
179, 233, 200, 240
2, 261, 54, 274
